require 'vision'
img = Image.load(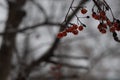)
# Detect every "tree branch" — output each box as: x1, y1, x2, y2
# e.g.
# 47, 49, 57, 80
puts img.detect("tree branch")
53, 55, 88, 60
15, 0, 89, 79
48, 60, 88, 69
0, 21, 61, 35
